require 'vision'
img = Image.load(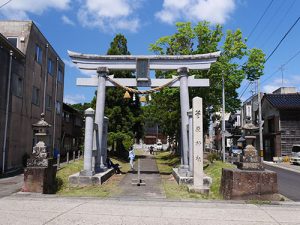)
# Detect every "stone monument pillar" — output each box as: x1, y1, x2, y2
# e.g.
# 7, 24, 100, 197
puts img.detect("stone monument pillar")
188, 97, 211, 194
22, 113, 57, 194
